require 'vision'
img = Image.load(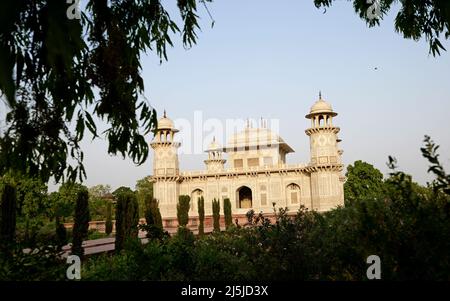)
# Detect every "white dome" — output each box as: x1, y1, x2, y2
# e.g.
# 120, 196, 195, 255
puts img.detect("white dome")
225, 127, 294, 153
310, 99, 333, 114
306, 94, 337, 118
157, 111, 178, 131
207, 137, 222, 151
158, 117, 174, 129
